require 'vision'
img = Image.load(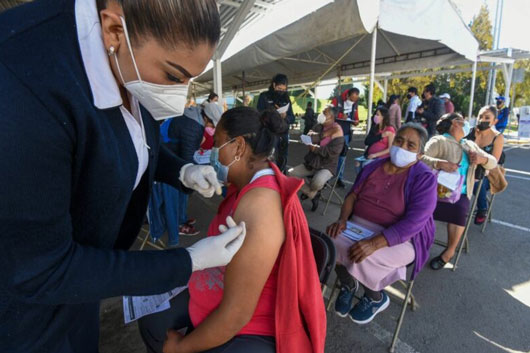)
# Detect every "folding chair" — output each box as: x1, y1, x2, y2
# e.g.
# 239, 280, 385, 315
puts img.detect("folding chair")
481, 192, 496, 233
309, 228, 337, 295
433, 170, 489, 268
326, 263, 417, 353
322, 155, 347, 216
451, 176, 485, 271
137, 213, 167, 250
